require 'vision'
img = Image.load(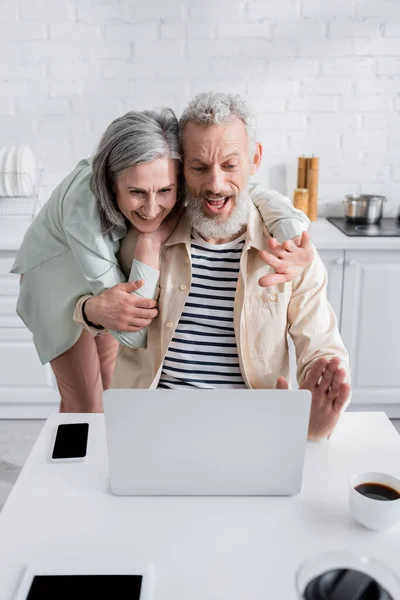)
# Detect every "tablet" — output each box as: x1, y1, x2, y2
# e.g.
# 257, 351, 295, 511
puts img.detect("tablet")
13, 560, 154, 600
